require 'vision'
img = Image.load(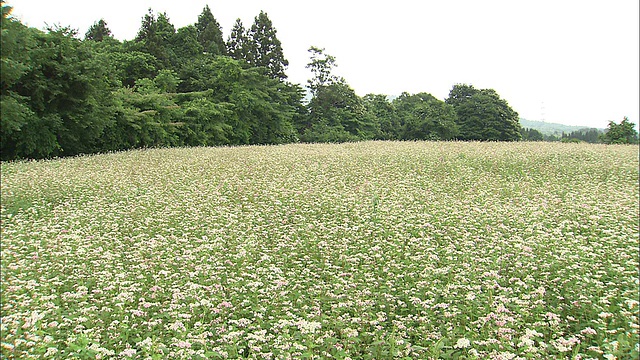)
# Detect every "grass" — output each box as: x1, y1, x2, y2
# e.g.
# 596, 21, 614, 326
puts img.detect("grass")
1, 141, 638, 359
